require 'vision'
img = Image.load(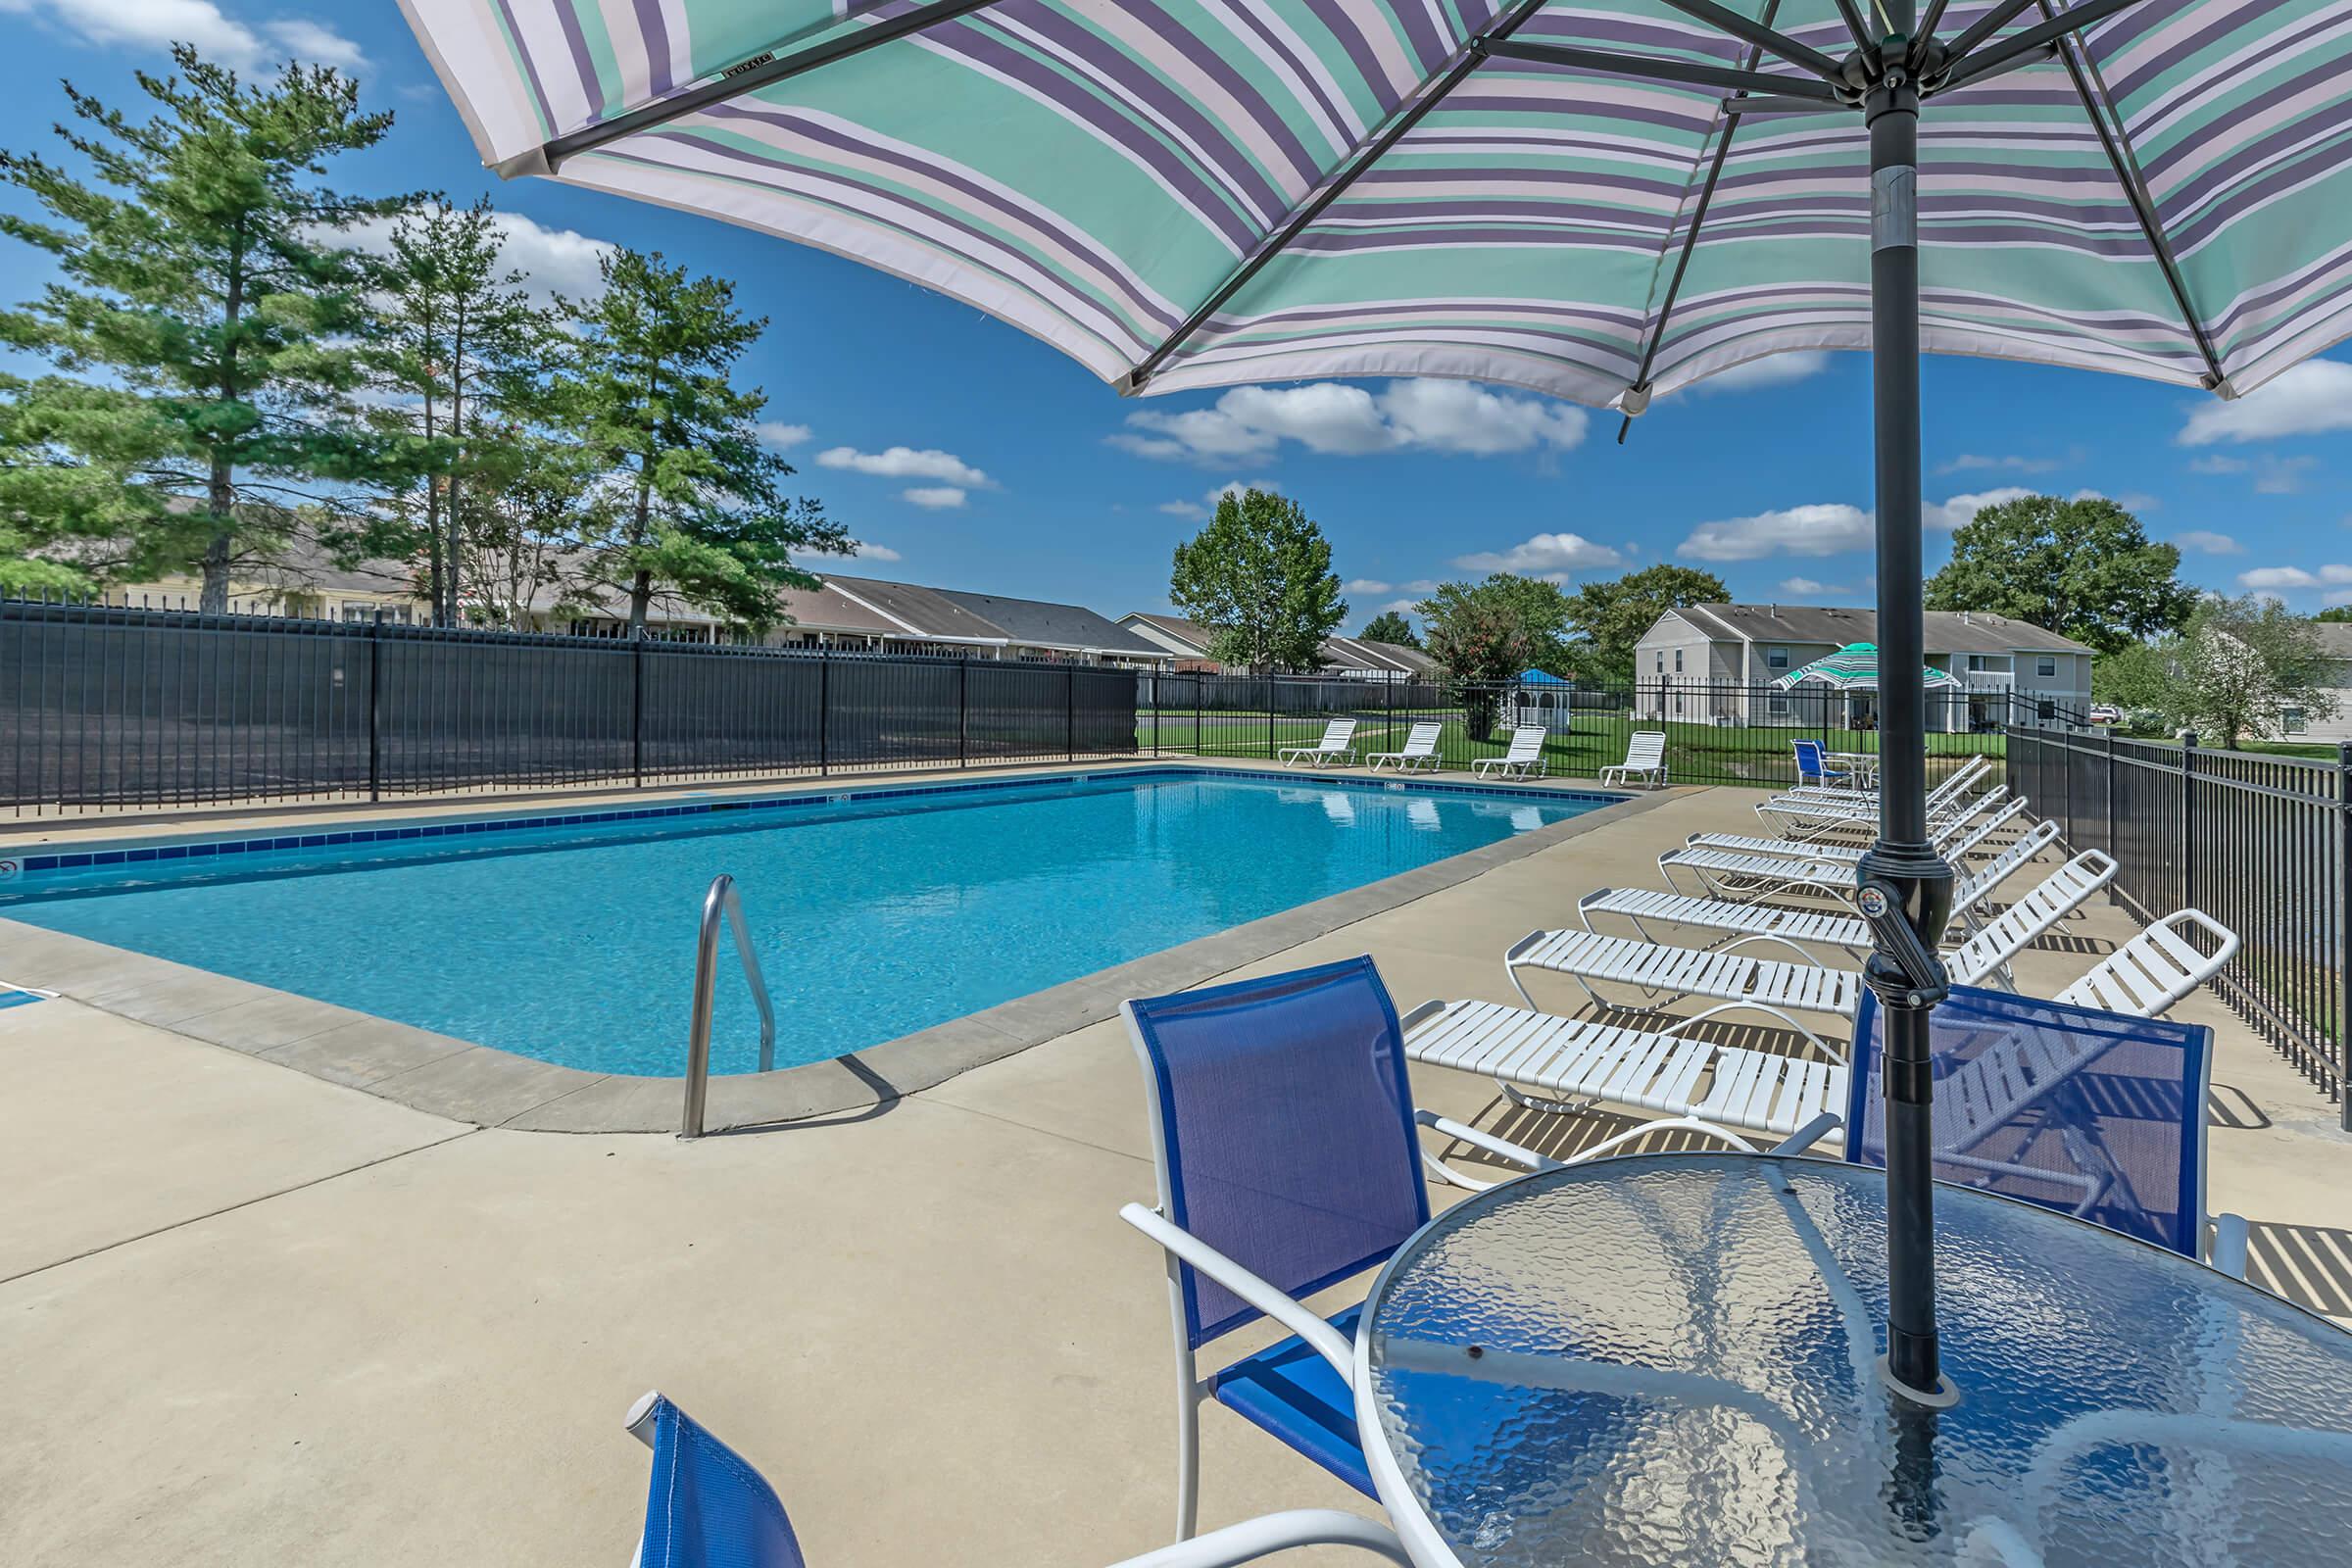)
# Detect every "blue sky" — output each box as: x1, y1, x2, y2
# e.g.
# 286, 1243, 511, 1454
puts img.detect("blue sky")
4, 1, 2351, 633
